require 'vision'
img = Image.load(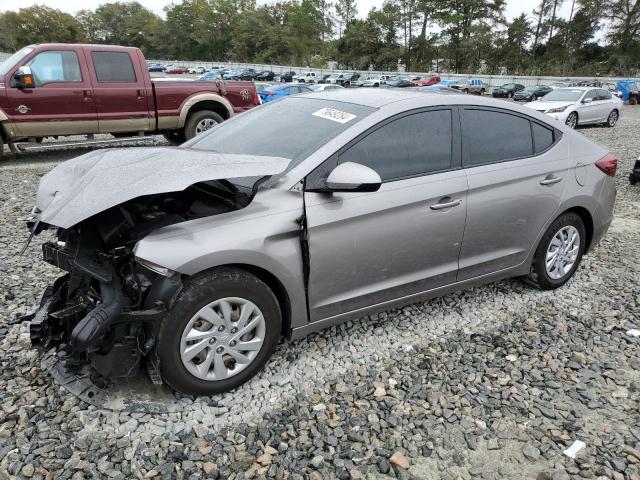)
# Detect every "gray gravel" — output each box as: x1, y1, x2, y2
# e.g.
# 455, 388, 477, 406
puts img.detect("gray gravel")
1, 109, 639, 479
